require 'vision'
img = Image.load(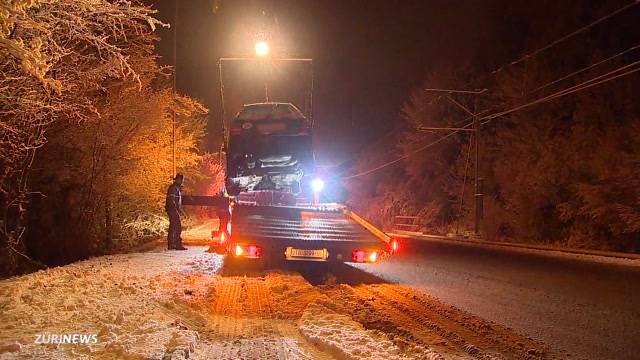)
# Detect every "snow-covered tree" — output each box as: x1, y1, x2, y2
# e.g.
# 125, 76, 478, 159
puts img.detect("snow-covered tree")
0, 1, 212, 274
